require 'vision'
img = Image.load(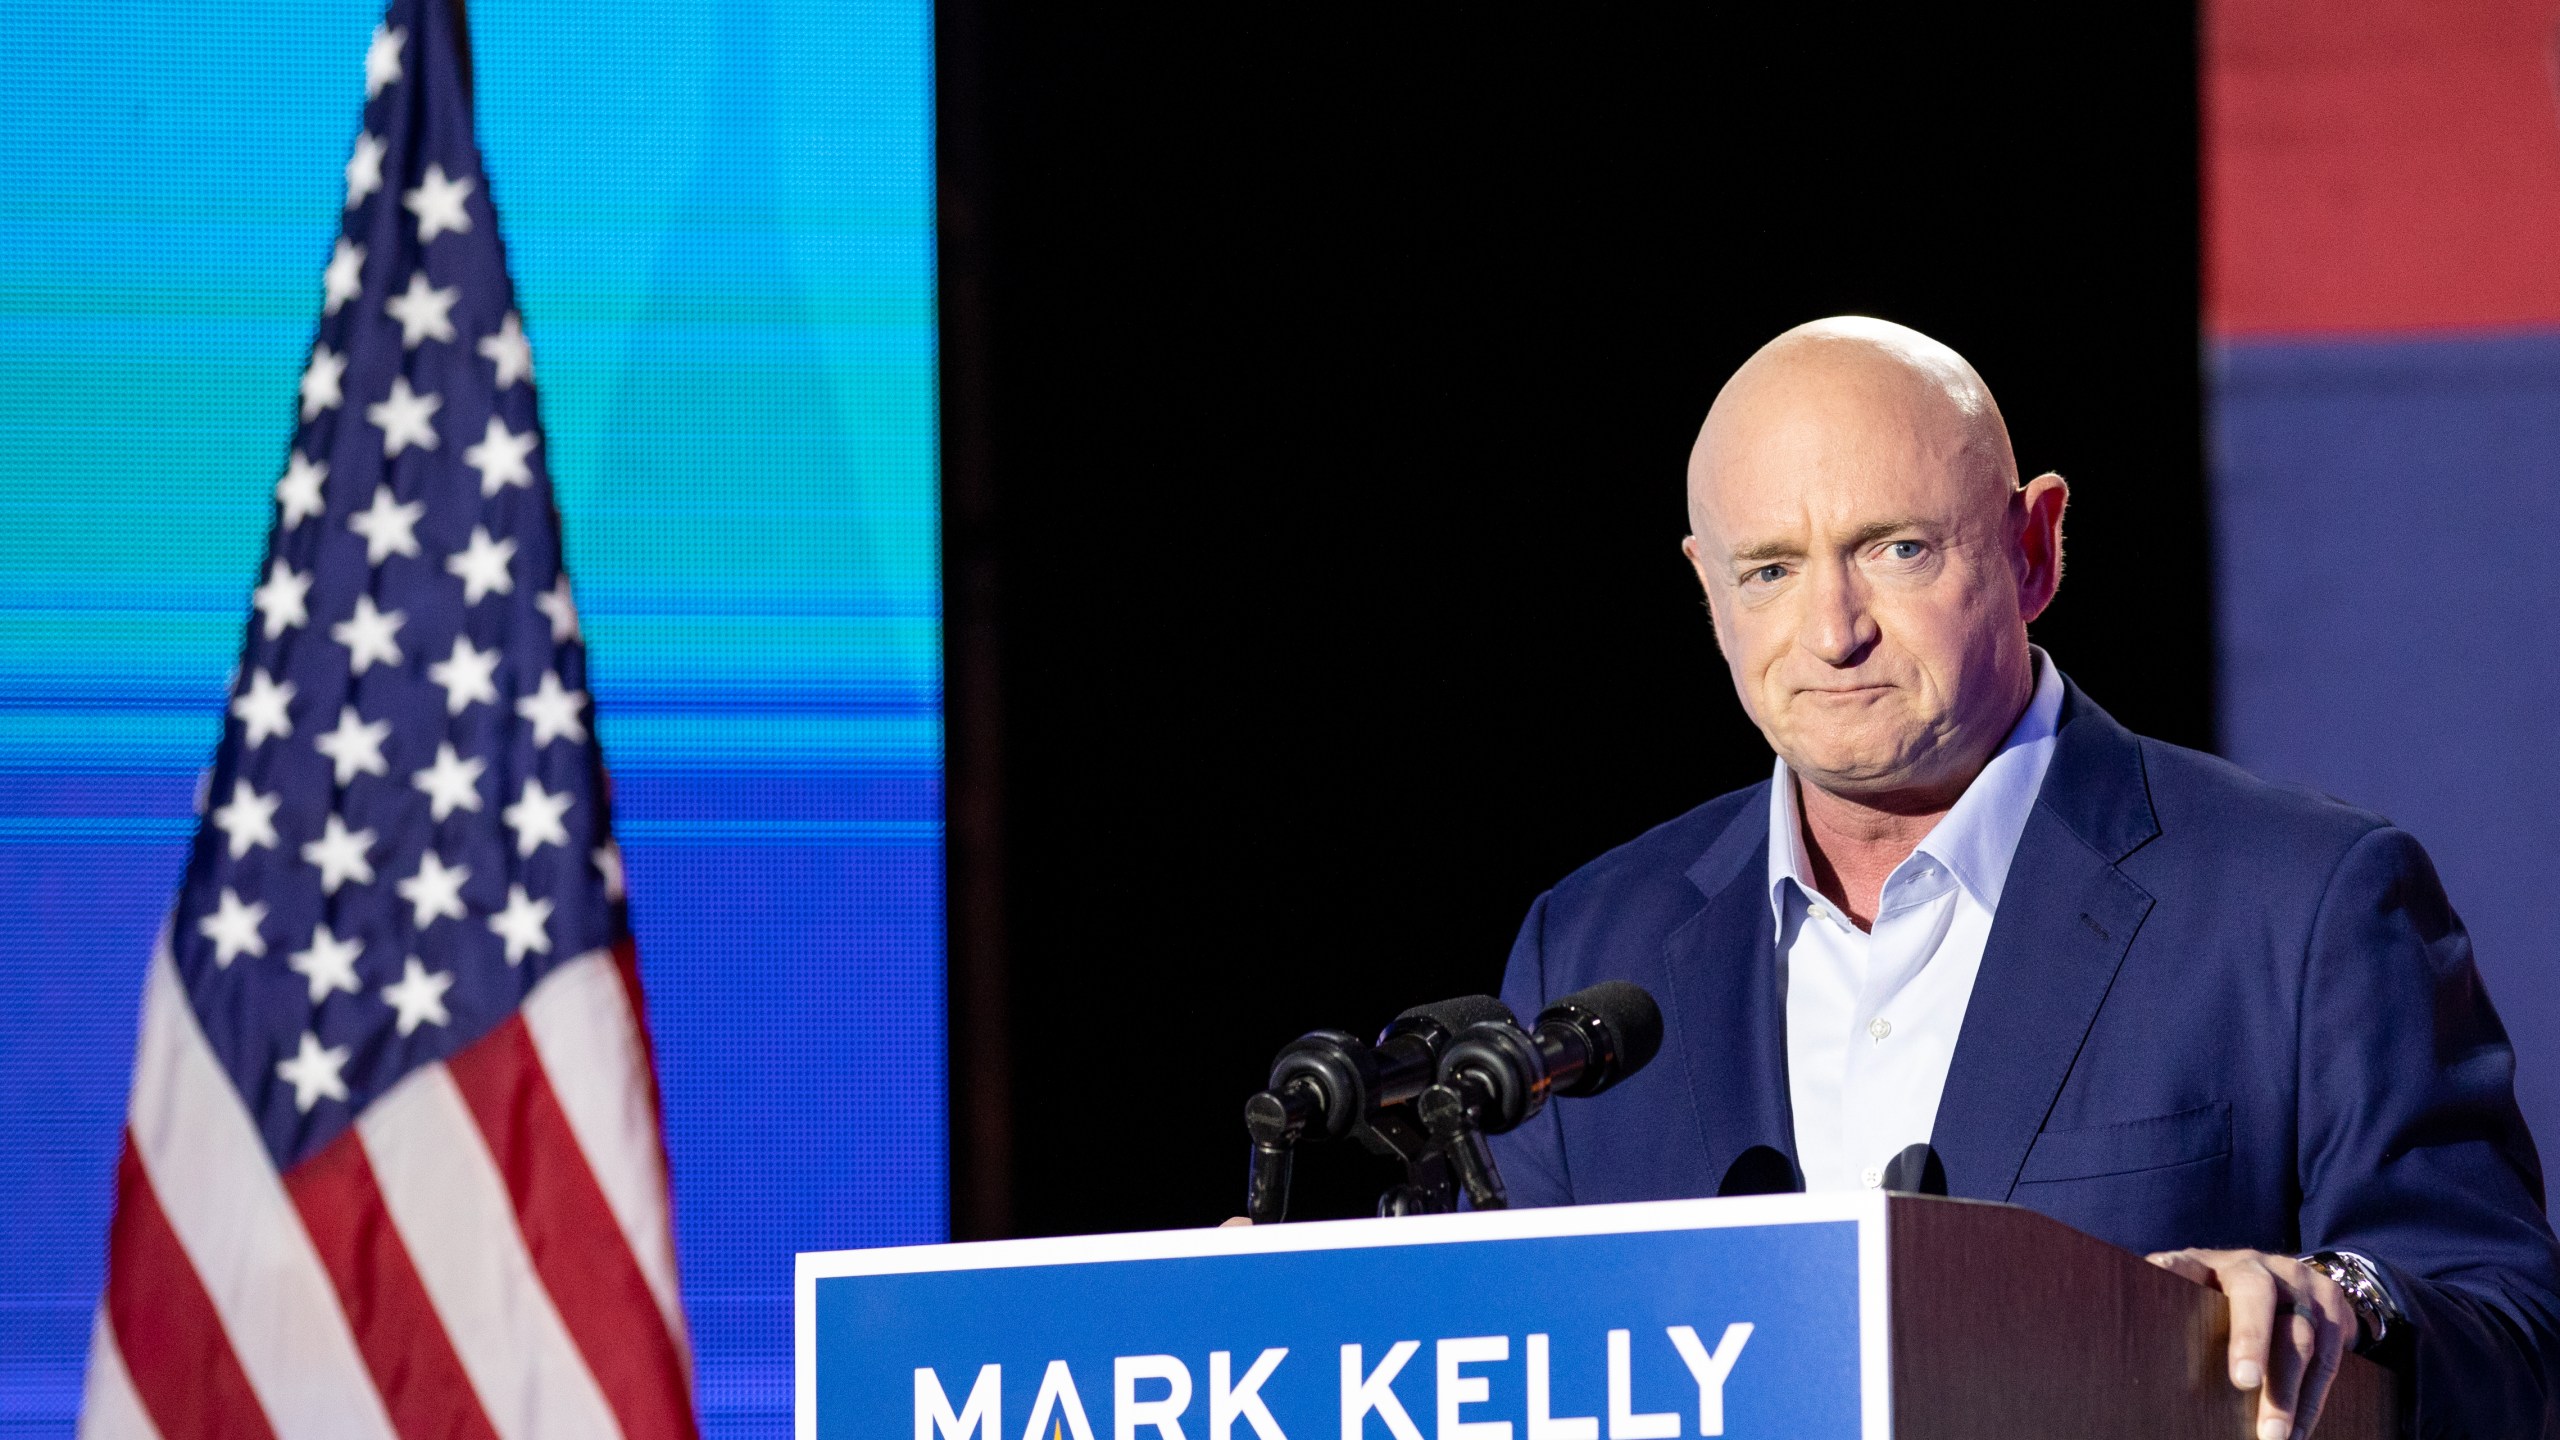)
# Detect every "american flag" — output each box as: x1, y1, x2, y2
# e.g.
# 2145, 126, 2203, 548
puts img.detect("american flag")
79, 3, 696, 1437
